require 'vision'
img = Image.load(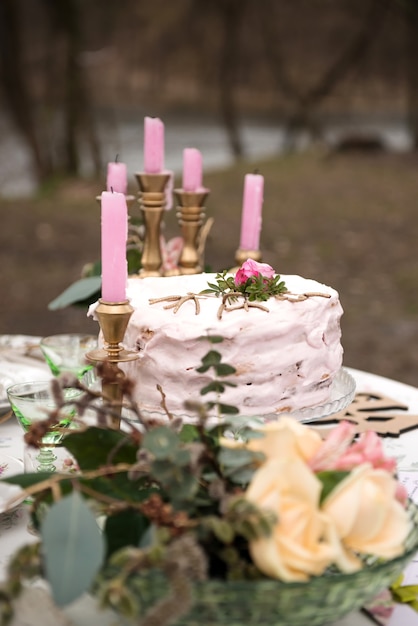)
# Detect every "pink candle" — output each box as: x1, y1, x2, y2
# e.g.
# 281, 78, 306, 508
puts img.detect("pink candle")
239, 173, 264, 251
101, 191, 128, 302
144, 117, 164, 173
182, 148, 202, 191
106, 162, 128, 194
